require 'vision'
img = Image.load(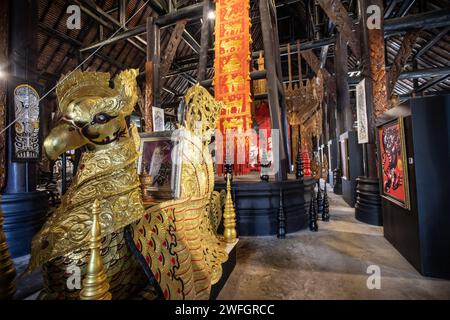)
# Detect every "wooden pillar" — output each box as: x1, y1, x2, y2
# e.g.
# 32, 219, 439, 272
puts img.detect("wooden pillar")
335, 32, 352, 134
359, 0, 389, 177
1, 0, 48, 258
197, 0, 211, 82
0, 0, 8, 191
145, 17, 160, 132
152, 21, 161, 111
259, 0, 288, 181
271, 1, 291, 171
5, 0, 39, 193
